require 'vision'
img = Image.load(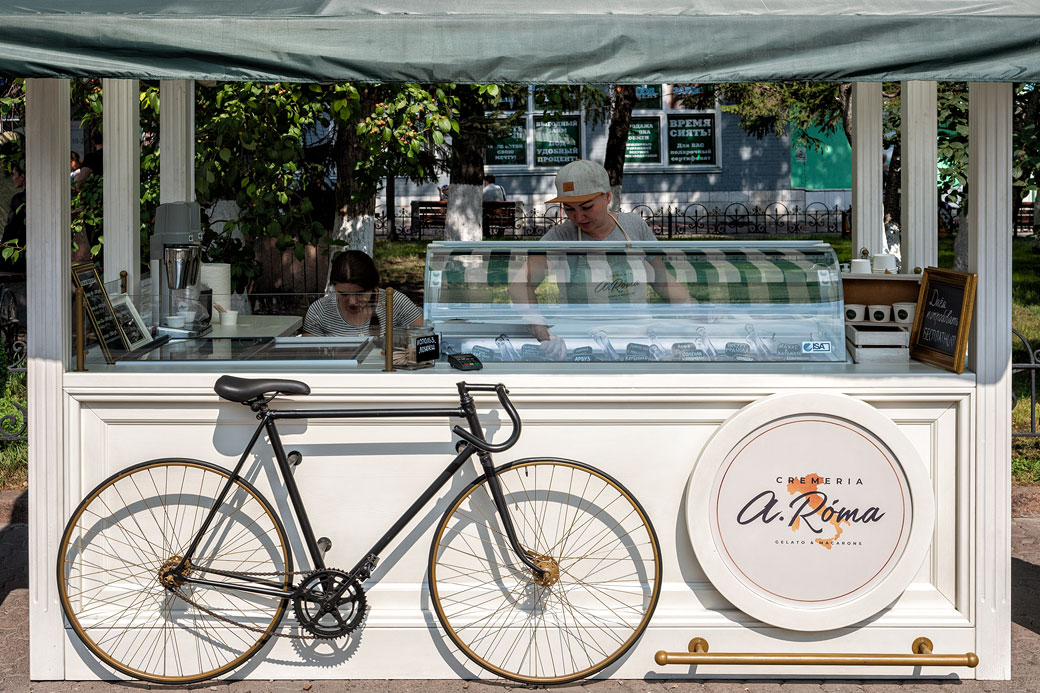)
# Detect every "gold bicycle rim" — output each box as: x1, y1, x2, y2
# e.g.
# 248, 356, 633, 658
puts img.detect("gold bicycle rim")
57, 459, 291, 684
429, 459, 662, 684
